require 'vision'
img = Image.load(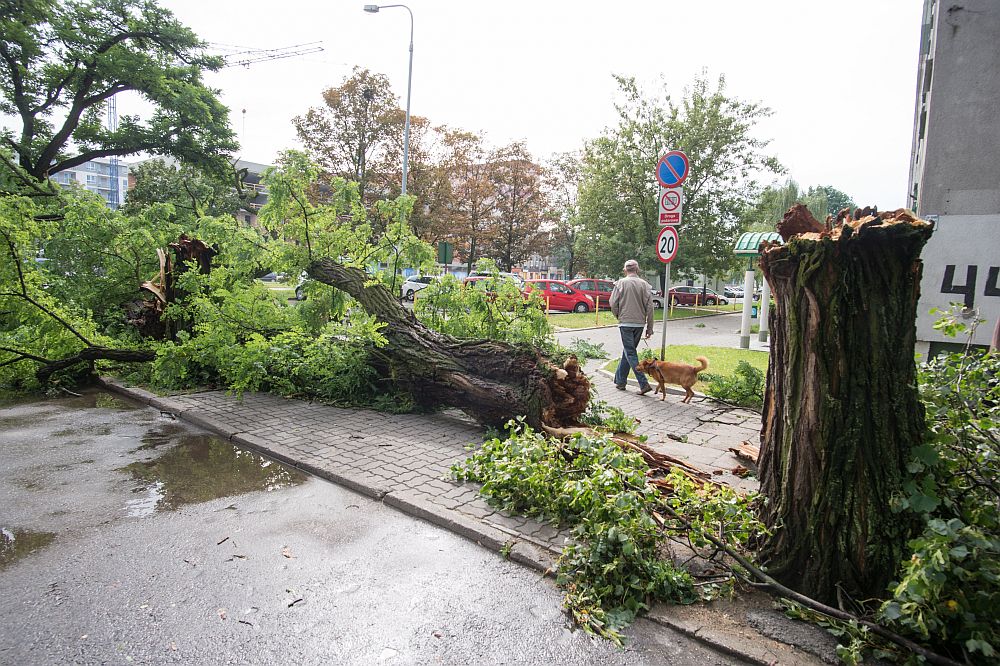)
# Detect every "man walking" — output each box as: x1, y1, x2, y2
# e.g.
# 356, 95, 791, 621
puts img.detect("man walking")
610, 259, 654, 395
